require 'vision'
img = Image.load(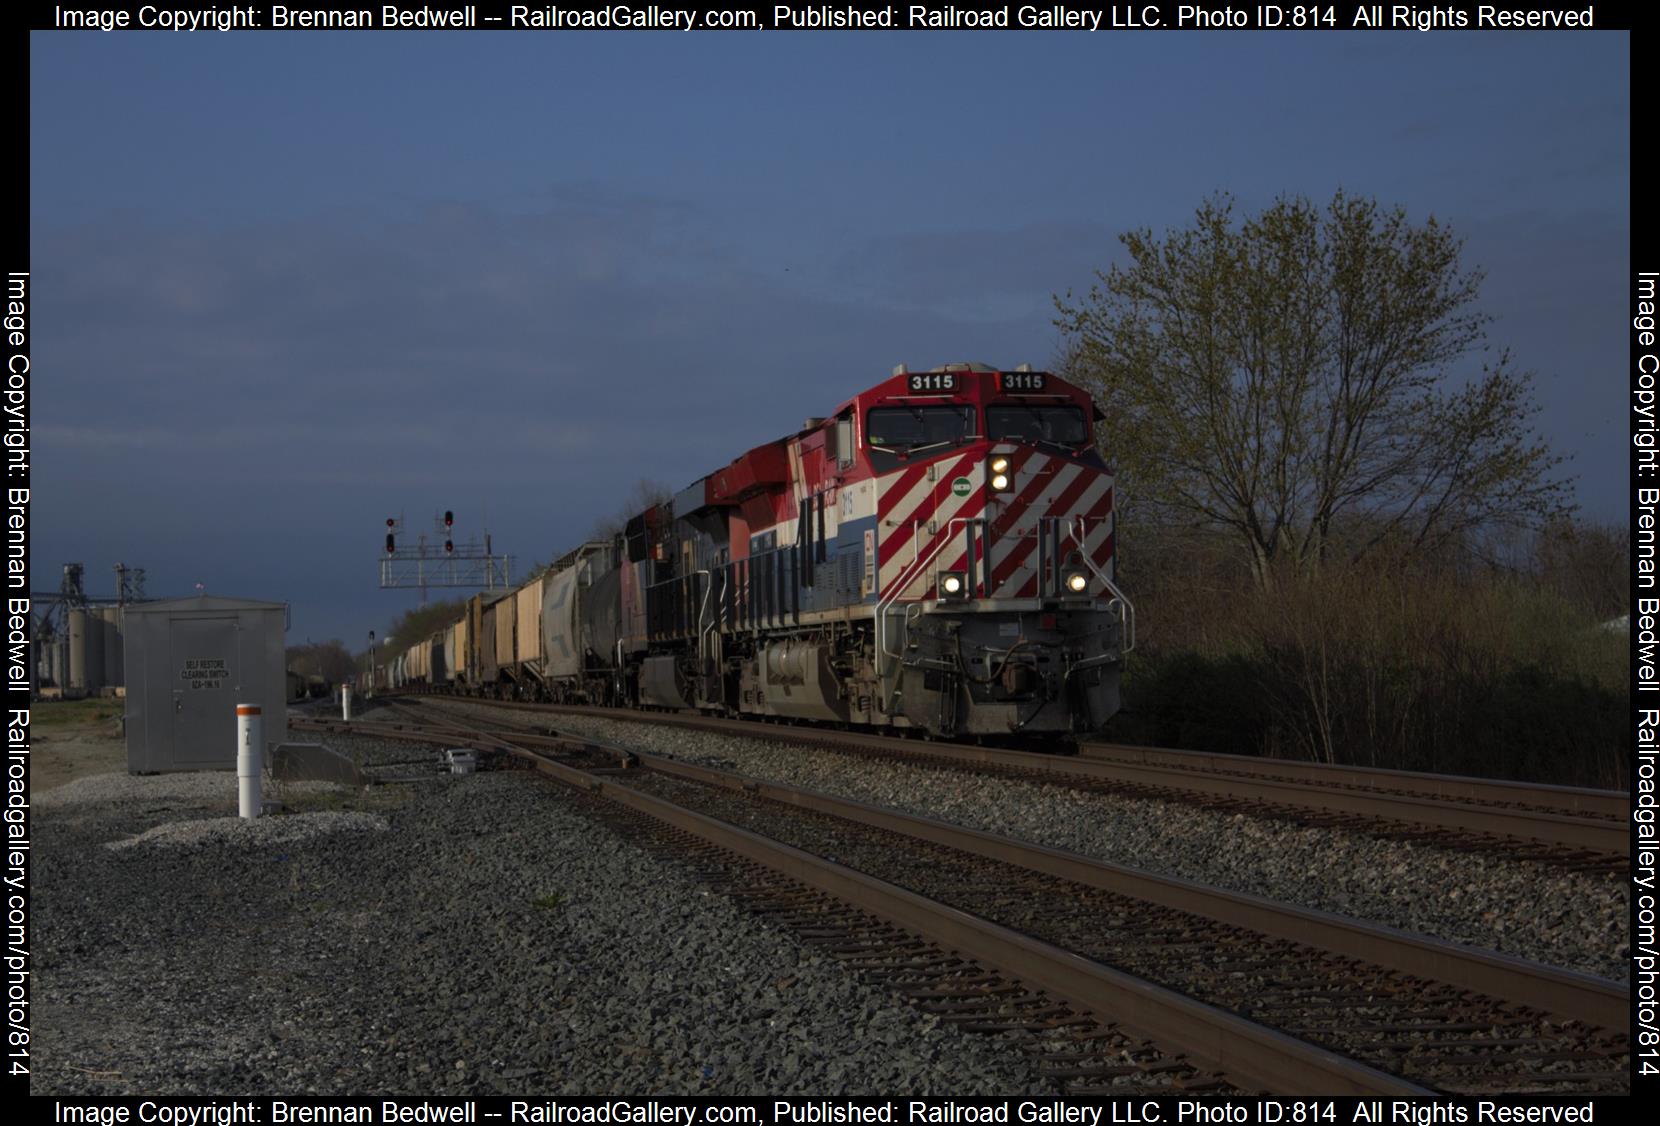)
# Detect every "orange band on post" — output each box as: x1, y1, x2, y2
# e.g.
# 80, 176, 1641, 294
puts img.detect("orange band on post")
236, 705, 262, 716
